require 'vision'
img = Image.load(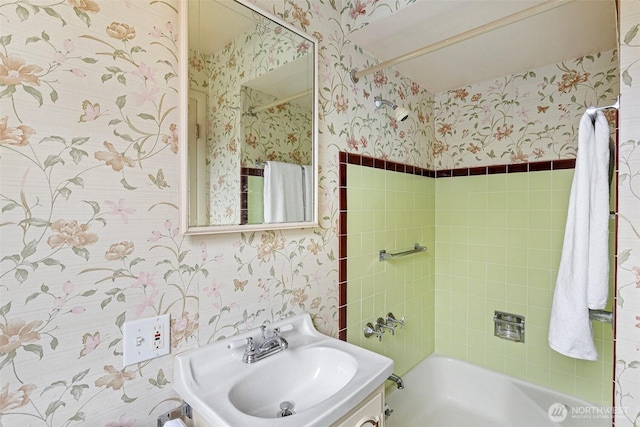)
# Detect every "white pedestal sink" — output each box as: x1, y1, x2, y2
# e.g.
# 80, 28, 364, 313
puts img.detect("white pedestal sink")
173, 313, 393, 427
